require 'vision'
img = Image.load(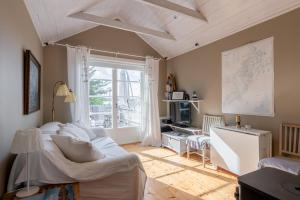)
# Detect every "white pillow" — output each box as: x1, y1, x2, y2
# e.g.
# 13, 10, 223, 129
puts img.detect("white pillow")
51, 135, 104, 163
73, 122, 97, 140
58, 123, 90, 141
40, 122, 62, 134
